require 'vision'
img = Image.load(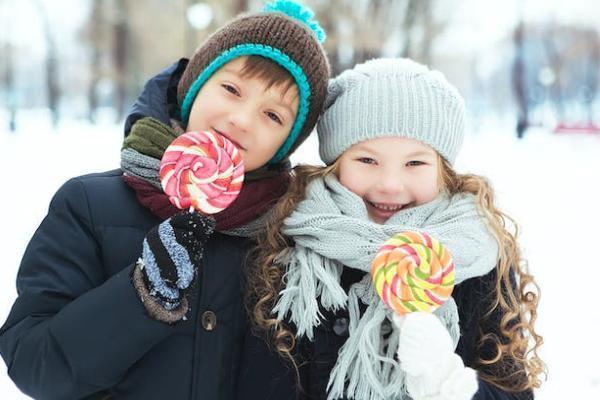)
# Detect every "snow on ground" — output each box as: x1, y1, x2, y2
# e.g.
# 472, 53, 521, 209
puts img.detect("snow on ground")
1, 112, 599, 398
